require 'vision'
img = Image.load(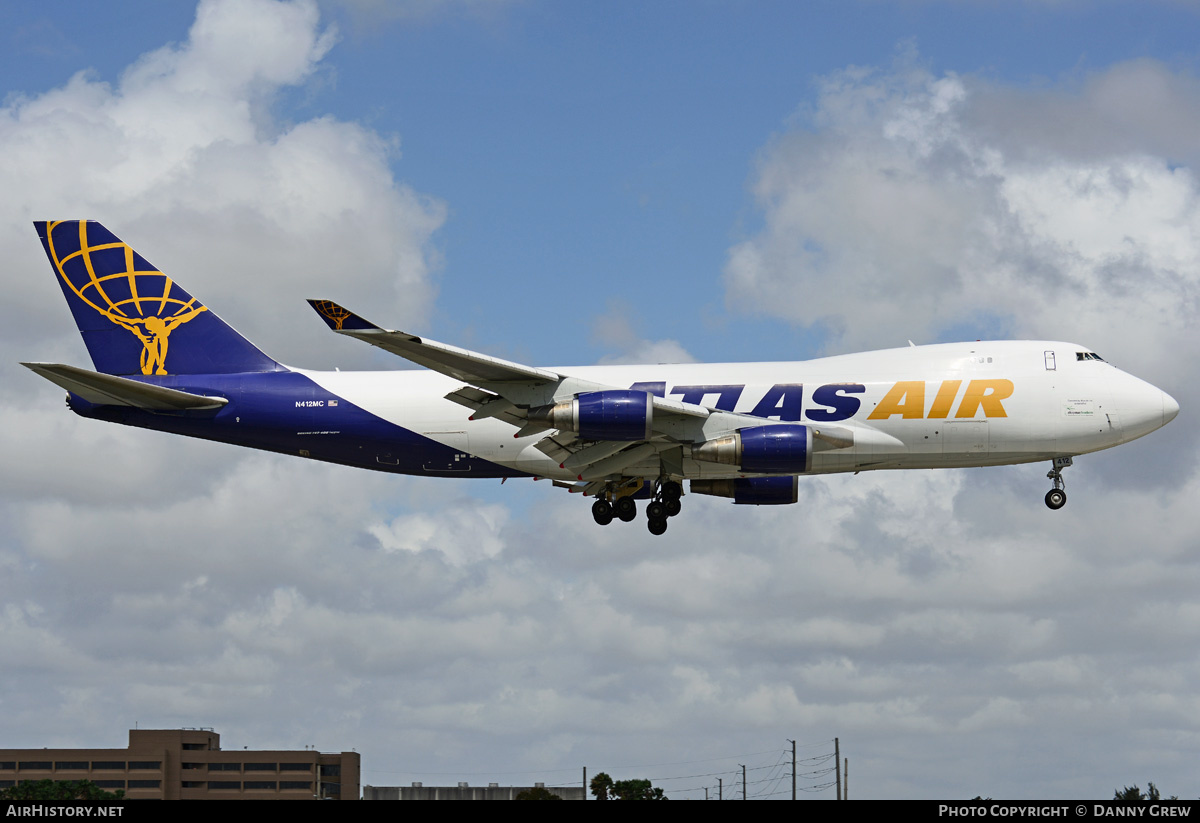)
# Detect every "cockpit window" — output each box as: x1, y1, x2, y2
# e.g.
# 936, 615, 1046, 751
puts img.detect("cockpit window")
1075, 352, 1105, 362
